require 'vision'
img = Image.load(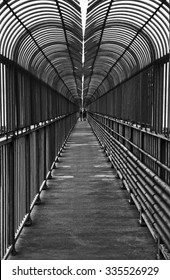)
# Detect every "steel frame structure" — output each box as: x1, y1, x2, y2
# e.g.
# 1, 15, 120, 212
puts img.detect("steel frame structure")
0, 0, 82, 103
86, 0, 170, 260
0, 0, 170, 260
84, 0, 169, 108
0, 0, 81, 259
88, 112, 170, 259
